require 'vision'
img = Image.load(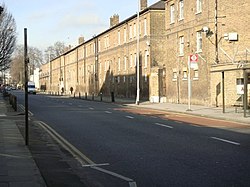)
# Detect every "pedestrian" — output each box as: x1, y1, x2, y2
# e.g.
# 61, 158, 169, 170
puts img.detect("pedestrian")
70, 87, 73, 94
61, 87, 64, 95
